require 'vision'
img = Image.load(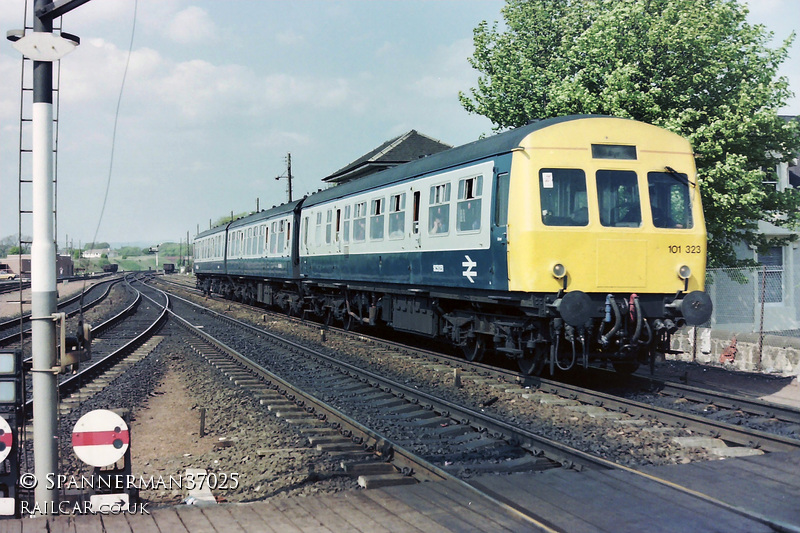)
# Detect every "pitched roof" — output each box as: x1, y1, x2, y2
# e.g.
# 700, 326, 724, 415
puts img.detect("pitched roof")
323, 130, 452, 184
